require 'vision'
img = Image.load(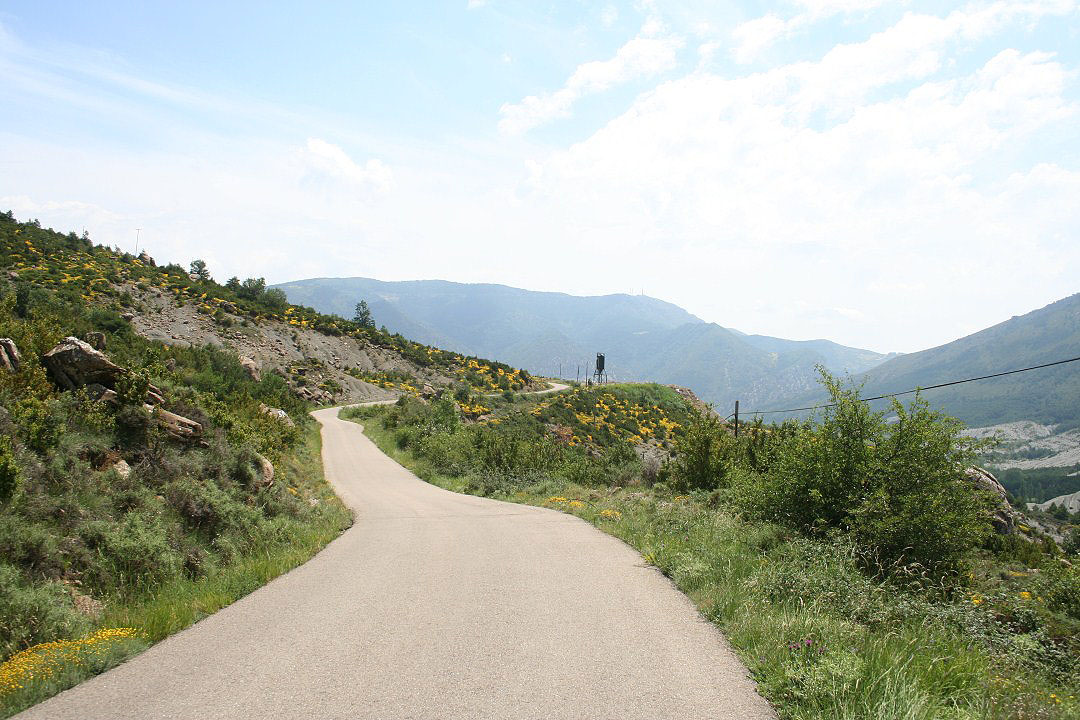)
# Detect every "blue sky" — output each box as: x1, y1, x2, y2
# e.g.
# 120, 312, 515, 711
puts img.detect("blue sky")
1, 1, 1078, 353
